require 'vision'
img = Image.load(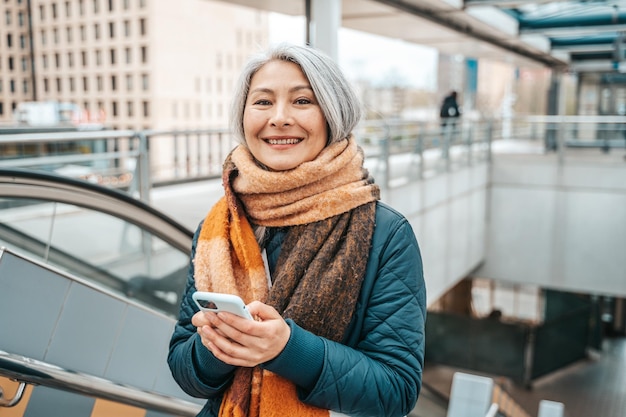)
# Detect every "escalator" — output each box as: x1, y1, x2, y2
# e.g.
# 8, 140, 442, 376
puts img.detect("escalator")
0, 168, 193, 317
0, 168, 203, 415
